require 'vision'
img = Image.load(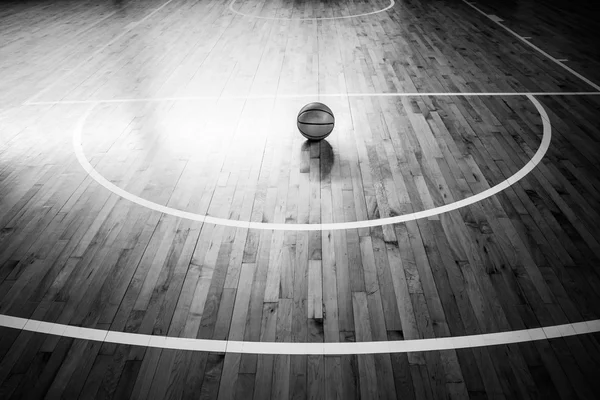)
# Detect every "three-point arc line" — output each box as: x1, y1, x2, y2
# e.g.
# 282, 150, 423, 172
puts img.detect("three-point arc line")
70, 93, 551, 231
